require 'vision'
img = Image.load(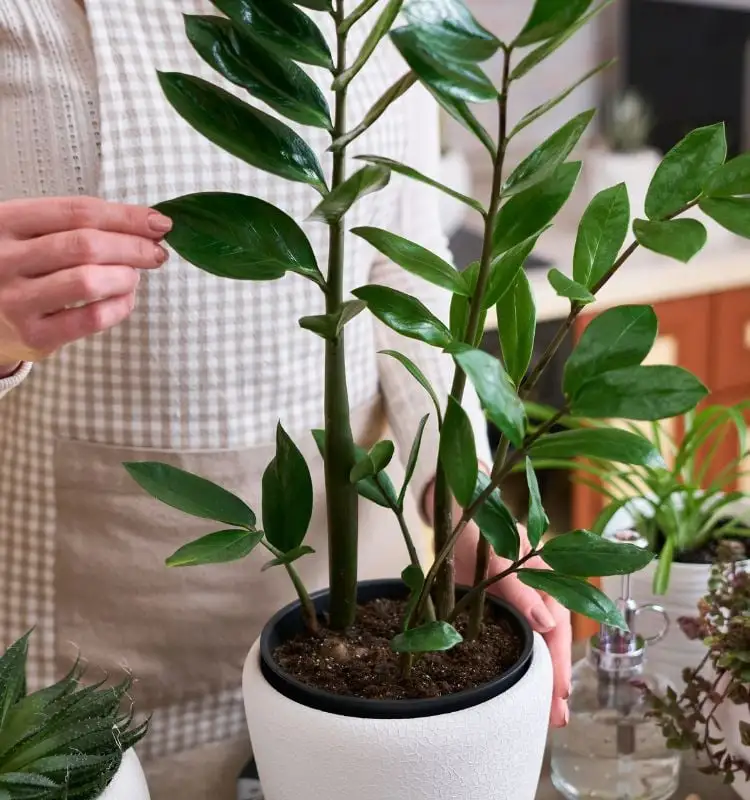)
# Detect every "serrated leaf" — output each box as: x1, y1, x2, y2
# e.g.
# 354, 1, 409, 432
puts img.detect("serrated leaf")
494, 162, 582, 254
548, 268, 596, 304
299, 300, 367, 340
309, 166, 390, 224
529, 428, 664, 467
261, 545, 315, 572
525, 459, 549, 548
124, 461, 256, 527
704, 152, 750, 197
497, 271, 536, 387
399, 415, 430, 506
353, 226, 469, 295
484, 230, 545, 309
0, 633, 29, 731
166, 529, 264, 567
379, 351, 443, 426
155, 192, 323, 286
157, 73, 326, 190
352, 284, 453, 348
633, 218, 707, 263
699, 196, 750, 238
262, 423, 313, 552
185, 15, 331, 129
211, 0, 333, 68
573, 183, 630, 288
455, 348, 526, 447
515, 0, 594, 47
439, 396, 477, 507
503, 110, 595, 197
472, 472, 520, 560
645, 122, 727, 220
391, 621, 463, 653
564, 305, 657, 397
518, 569, 627, 629
541, 529, 654, 576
